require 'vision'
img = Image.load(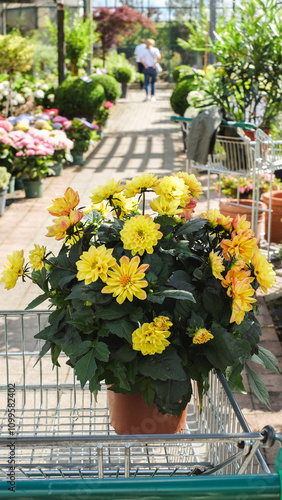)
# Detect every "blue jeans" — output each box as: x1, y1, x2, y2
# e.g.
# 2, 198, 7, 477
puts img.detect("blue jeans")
144, 67, 157, 96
